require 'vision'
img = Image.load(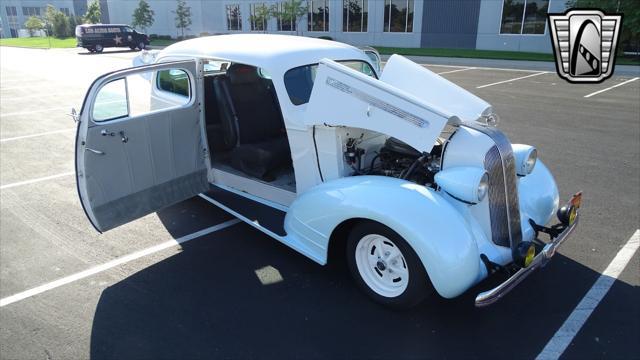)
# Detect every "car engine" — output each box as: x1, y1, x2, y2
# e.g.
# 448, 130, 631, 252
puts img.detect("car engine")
345, 136, 443, 187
